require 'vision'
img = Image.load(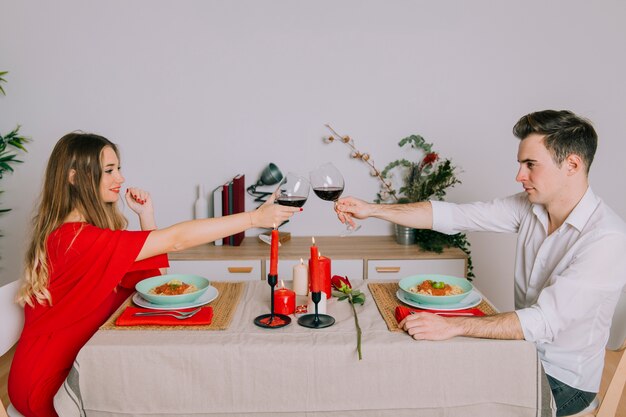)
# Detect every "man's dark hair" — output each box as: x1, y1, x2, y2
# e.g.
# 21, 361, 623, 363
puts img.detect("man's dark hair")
513, 110, 598, 173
